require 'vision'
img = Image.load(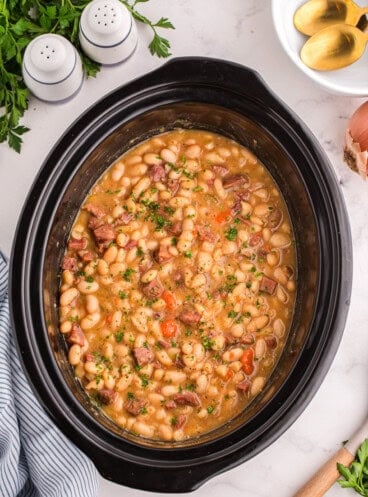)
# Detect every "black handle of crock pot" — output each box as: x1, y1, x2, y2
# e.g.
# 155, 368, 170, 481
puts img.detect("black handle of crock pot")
138, 57, 281, 110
